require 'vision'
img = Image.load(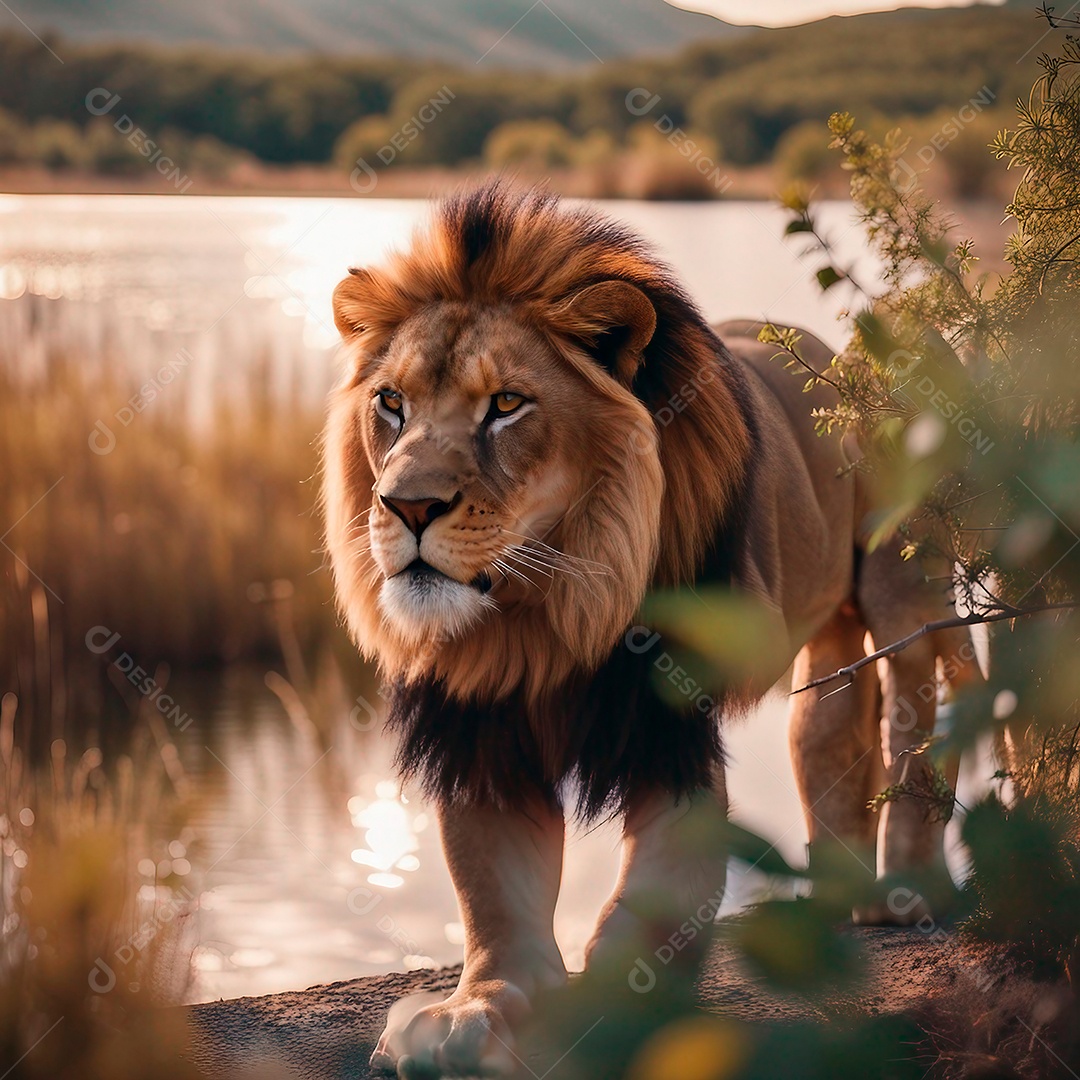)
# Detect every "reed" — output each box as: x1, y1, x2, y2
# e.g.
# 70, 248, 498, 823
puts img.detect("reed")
0, 680, 207, 1079
0, 292, 345, 745
0, 285, 349, 1073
